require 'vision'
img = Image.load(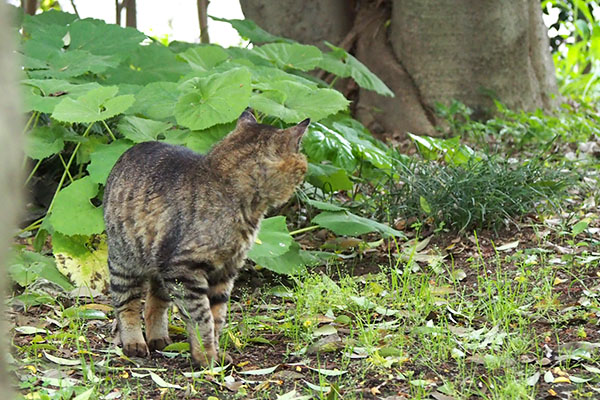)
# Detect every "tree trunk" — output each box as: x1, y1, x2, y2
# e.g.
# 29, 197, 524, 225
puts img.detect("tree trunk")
0, 1, 23, 398
125, 0, 136, 28
22, 0, 37, 15
197, 0, 210, 43
239, 0, 558, 138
